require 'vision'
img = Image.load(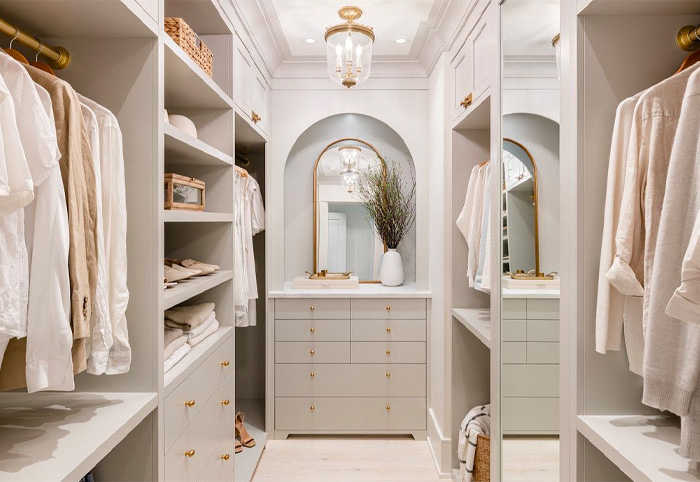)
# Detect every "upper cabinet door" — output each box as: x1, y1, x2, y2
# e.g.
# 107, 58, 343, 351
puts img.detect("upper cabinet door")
234, 40, 253, 115
251, 72, 268, 134
452, 49, 473, 121
470, 16, 490, 104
